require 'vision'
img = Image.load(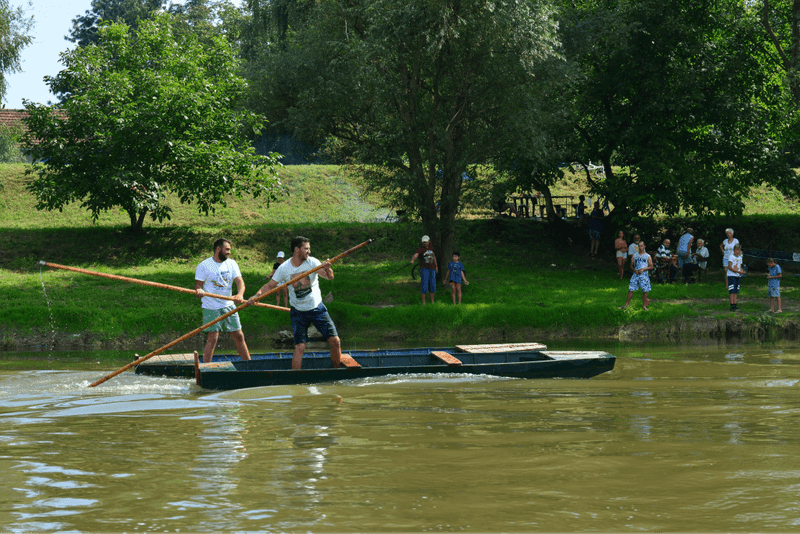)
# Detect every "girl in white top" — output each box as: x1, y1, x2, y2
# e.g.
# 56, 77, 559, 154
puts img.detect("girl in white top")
726, 244, 746, 311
